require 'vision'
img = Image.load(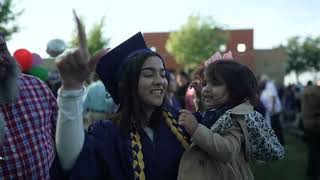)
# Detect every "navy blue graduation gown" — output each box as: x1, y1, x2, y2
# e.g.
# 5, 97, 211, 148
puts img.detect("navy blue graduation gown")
52, 109, 186, 180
